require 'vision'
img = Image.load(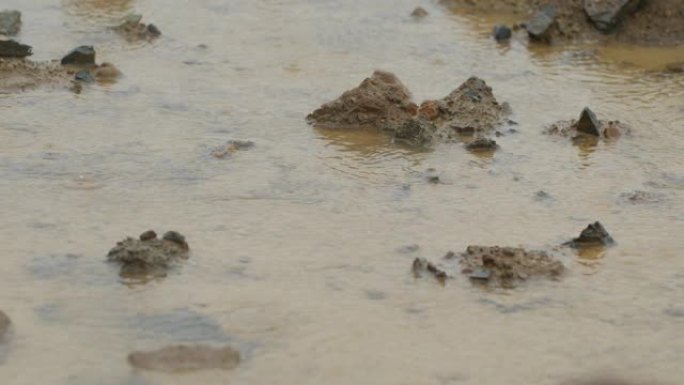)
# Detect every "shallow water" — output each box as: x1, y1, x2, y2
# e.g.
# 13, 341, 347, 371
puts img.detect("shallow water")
1, 1, 684, 384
